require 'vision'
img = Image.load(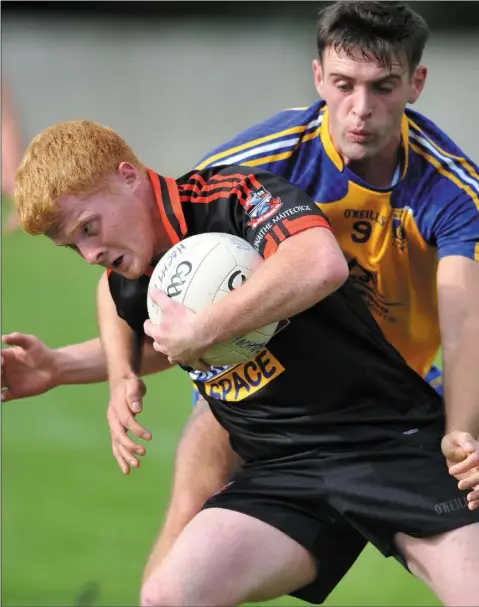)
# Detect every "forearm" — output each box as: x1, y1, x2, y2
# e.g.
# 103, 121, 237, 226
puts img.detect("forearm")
97, 272, 171, 381
54, 337, 170, 385
143, 397, 241, 581
55, 338, 109, 385
443, 327, 479, 437
195, 228, 348, 348
99, 276, 142, 380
